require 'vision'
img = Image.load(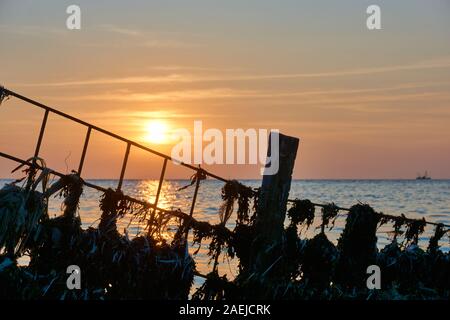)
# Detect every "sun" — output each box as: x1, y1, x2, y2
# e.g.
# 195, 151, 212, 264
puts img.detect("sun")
144, 120, 170, 144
